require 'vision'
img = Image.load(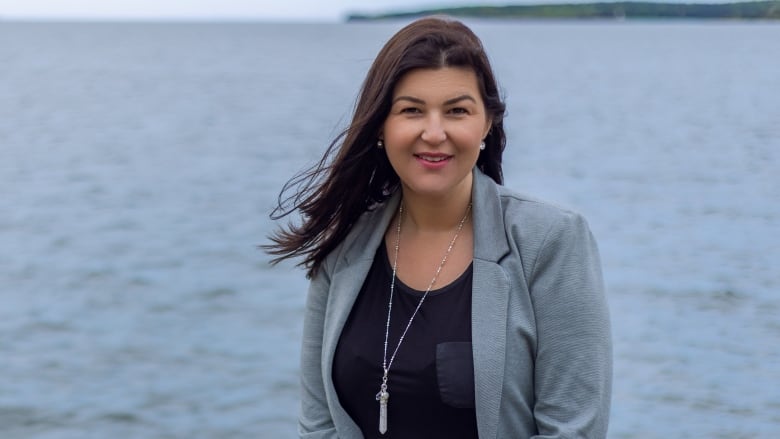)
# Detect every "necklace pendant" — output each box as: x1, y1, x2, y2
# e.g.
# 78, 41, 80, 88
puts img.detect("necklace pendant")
376, 389, 389, 434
